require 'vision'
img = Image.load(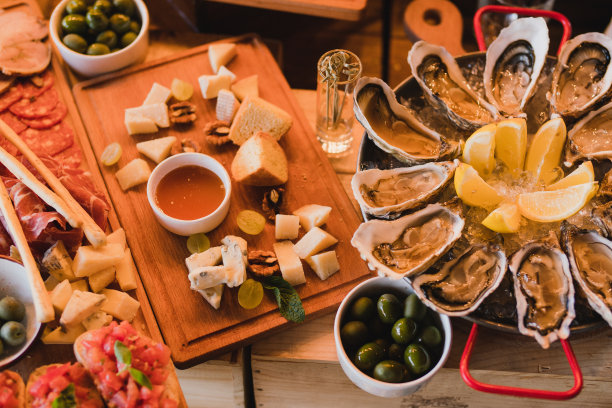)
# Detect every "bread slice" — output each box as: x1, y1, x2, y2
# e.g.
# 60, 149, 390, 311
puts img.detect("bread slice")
228, 96, 292, 145
1, 370, 24, 408
231, 132, 288, 186
25, 364, 102, 407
